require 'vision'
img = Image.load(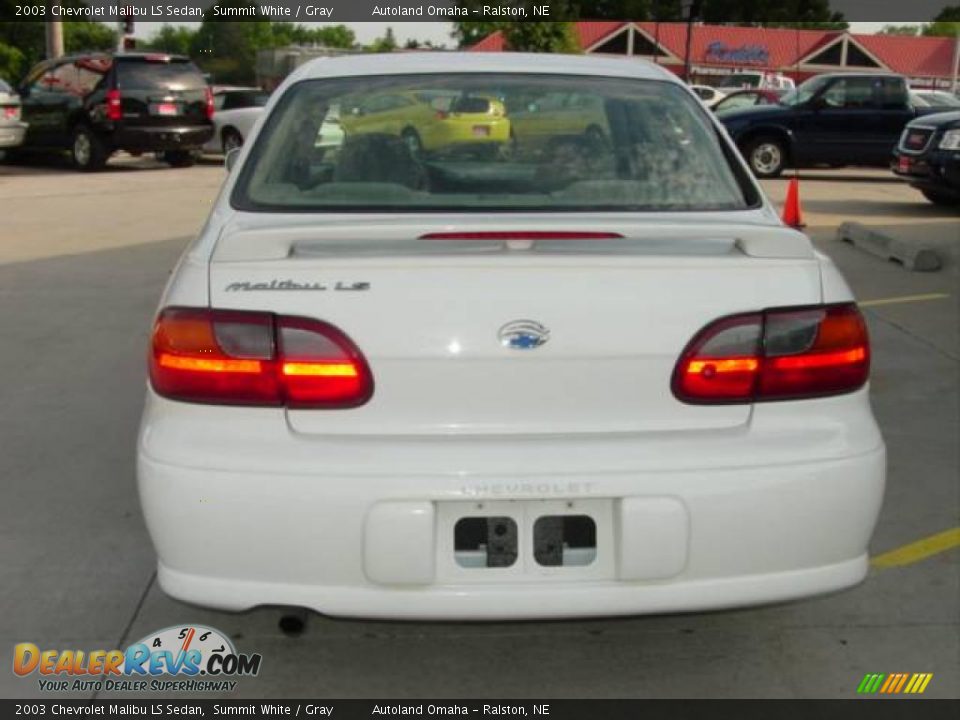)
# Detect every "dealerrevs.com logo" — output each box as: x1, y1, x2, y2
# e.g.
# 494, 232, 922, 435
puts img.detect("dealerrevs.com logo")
13, 625, 262, 693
